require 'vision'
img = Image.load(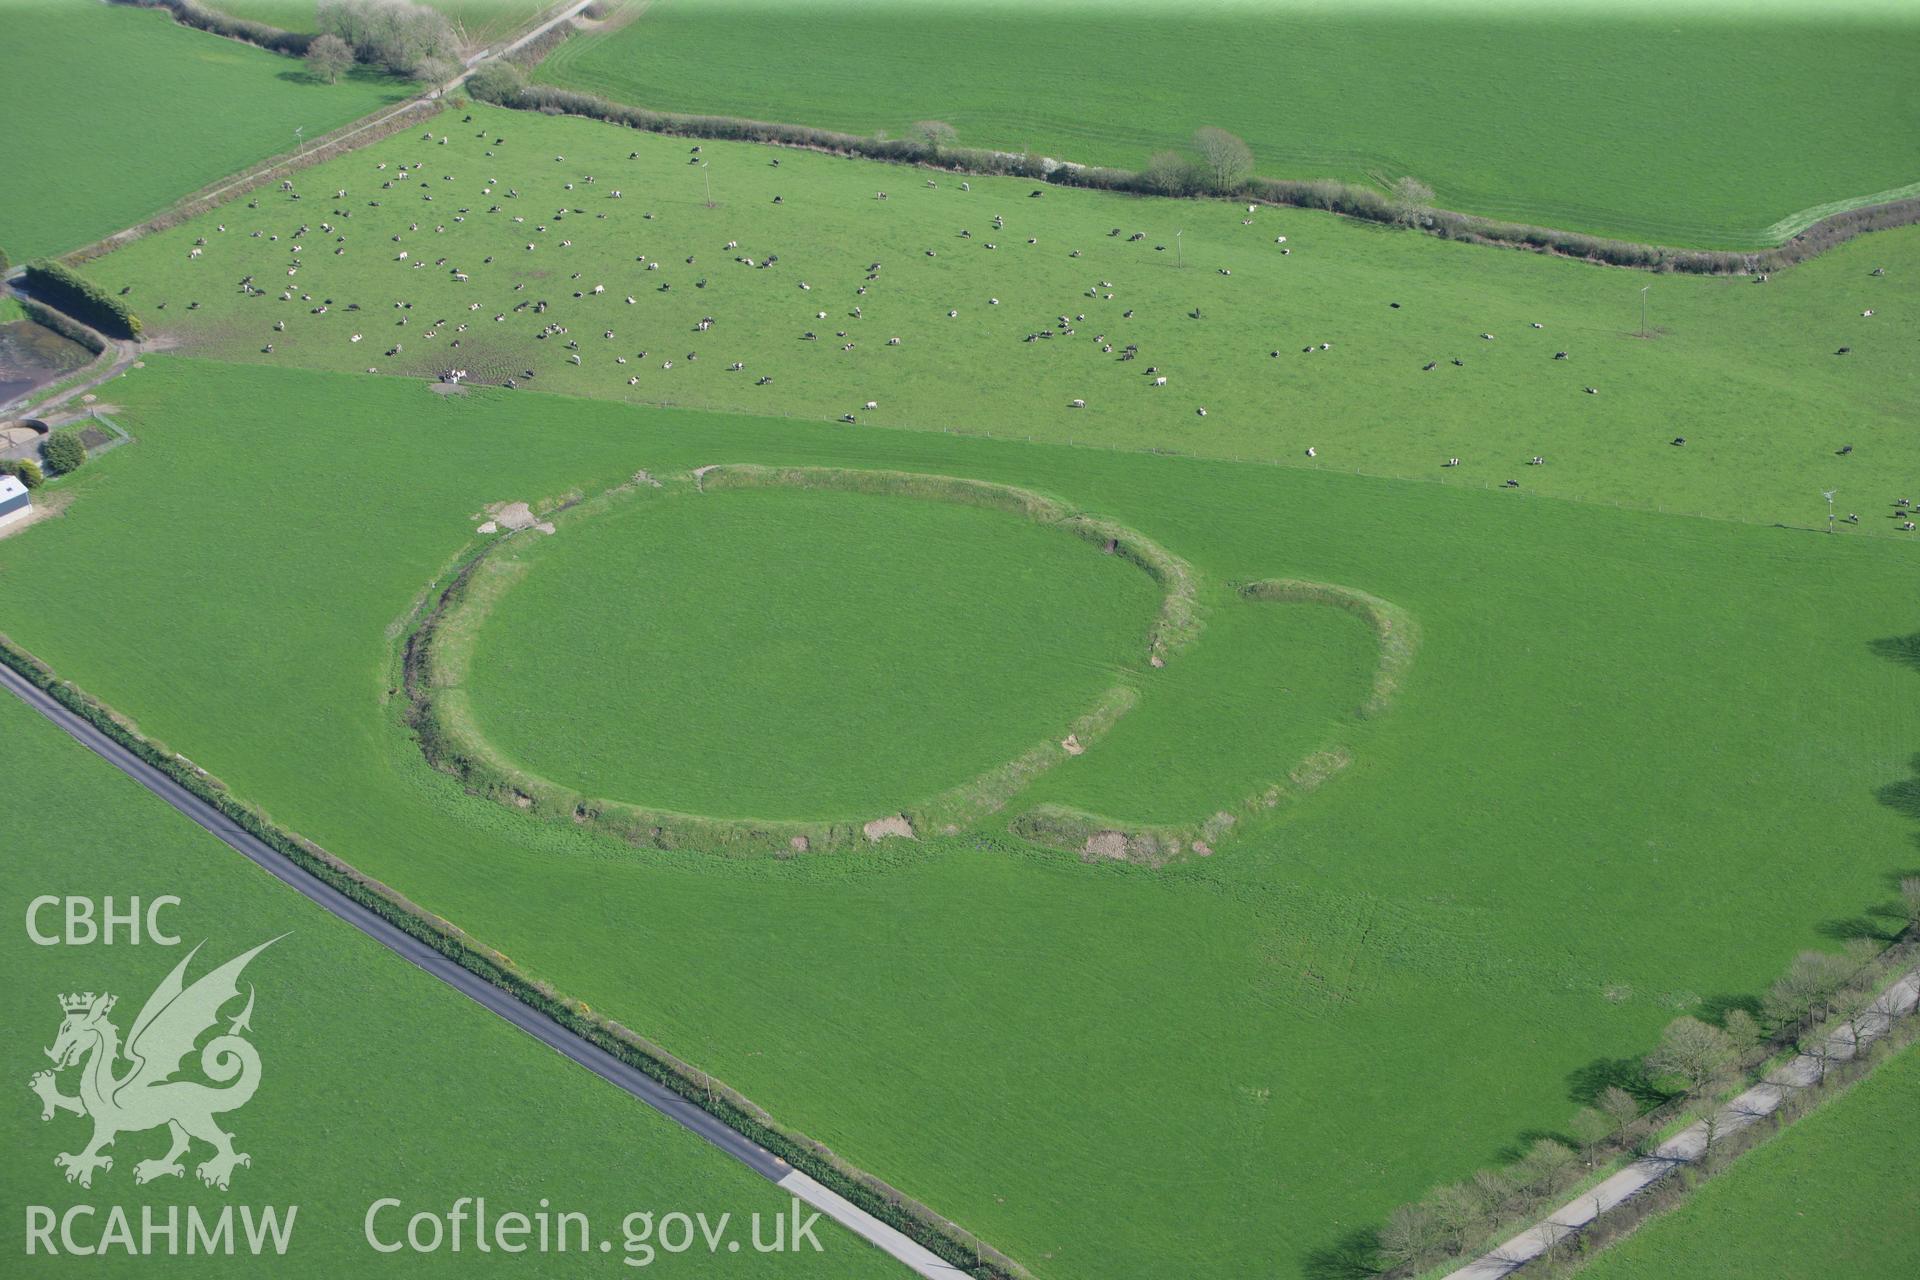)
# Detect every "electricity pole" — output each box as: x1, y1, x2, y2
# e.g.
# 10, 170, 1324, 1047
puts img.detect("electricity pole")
1176, 229, 1183, 267
701, 161, 713, 208
1639, 285, 1650, 338
1823, 489, 1836, 533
